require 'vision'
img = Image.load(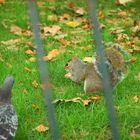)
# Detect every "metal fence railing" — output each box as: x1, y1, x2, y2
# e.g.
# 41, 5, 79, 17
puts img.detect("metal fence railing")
28, 0, 120, 139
